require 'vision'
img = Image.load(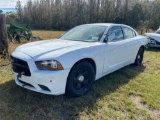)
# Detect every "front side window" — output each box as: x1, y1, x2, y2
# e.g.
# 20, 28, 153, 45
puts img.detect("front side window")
59, 25, 107, 42
123, 27, 136, 39
107, 26, 124, 41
